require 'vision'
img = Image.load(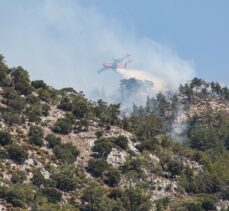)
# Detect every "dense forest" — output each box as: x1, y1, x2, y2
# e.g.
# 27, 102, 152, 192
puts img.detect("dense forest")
0, 54, 228, 210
